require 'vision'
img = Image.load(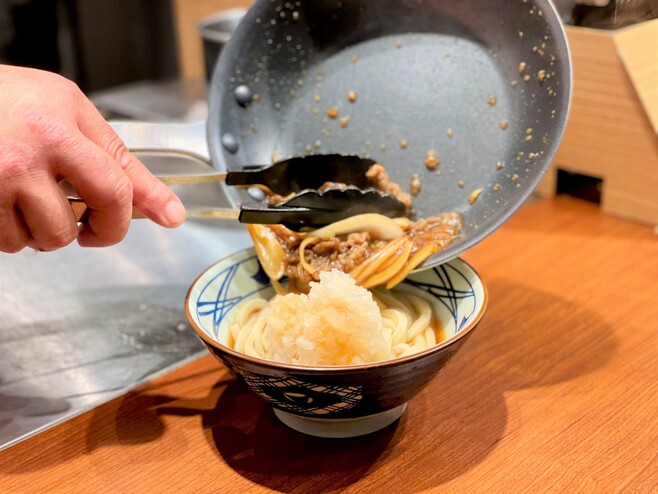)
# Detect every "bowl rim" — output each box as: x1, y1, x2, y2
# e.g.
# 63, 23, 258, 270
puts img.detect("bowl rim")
185, 247, 488, 373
